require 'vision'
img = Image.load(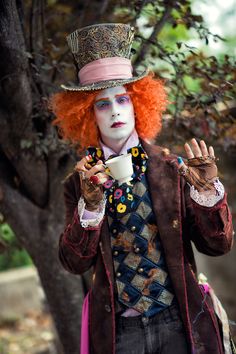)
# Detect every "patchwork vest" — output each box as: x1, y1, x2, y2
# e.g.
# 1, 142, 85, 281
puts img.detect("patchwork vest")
107, 174, 175, 317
